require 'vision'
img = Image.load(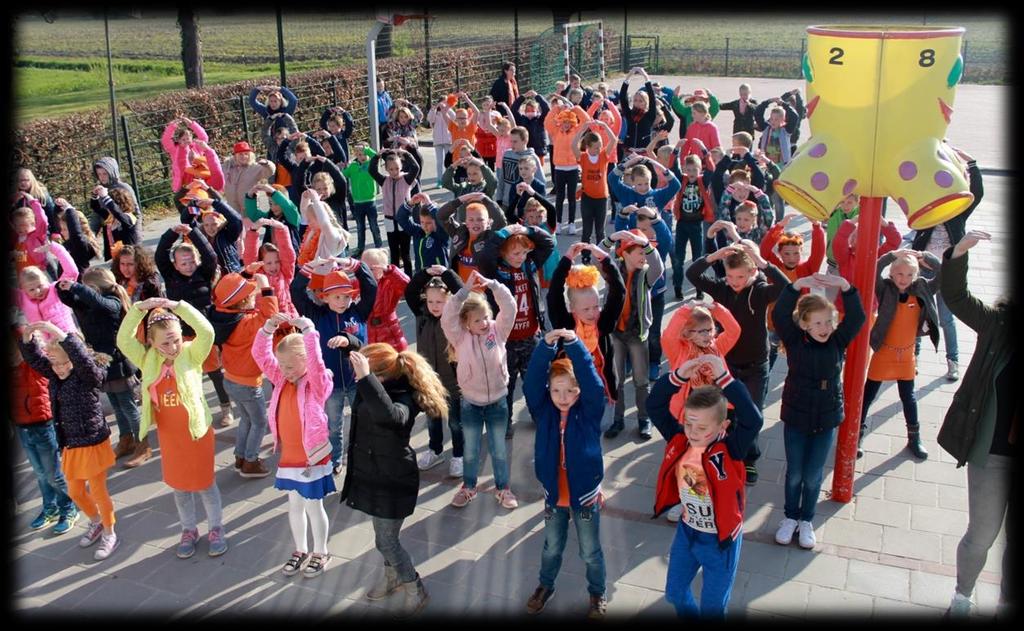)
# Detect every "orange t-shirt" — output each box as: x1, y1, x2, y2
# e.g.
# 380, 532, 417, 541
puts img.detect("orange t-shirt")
449, 121, 479, 148
151, 366, 214, 492
298, 227, 321, 267
579, 151, 611, 199
13, 242, 31, 275
457, 235, 478, 283
557, 411, 571, 507
276, 381, 306, 468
